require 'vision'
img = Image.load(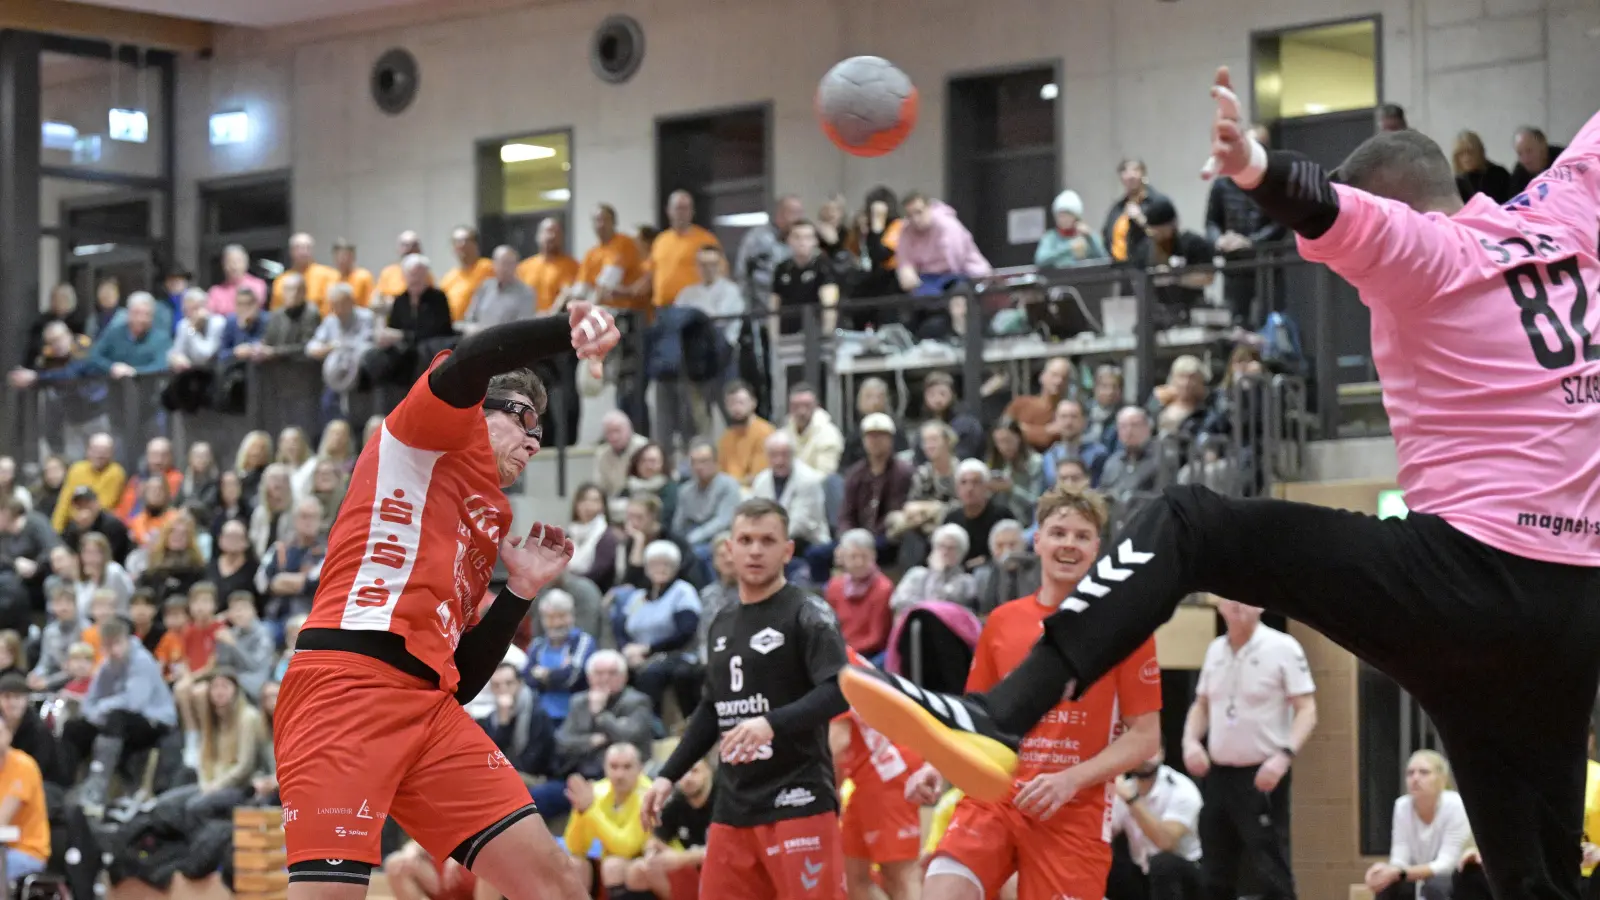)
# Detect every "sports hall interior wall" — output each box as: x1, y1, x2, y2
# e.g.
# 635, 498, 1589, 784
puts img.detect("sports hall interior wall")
168, 0, 1600, 277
